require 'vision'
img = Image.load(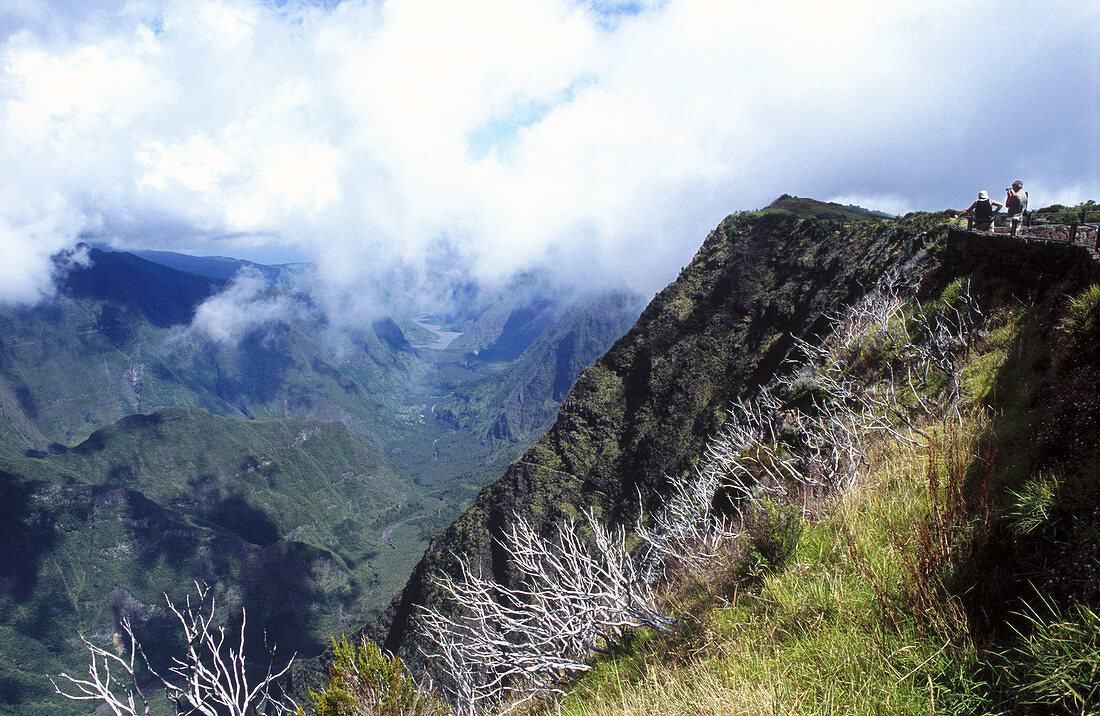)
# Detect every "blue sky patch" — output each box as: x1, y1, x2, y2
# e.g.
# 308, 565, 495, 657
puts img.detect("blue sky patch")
467, 83, 589, 161
584, 1, 659, 30
468, 100, 554, 160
